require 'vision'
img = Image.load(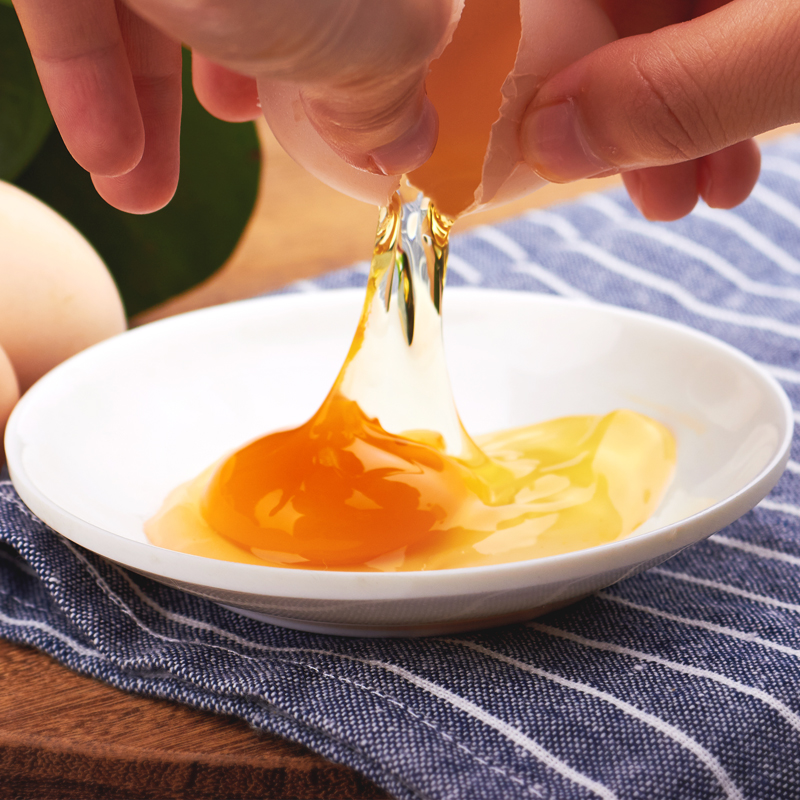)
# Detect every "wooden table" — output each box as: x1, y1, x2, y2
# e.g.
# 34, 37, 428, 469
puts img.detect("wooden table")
5, 122, 796, 799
